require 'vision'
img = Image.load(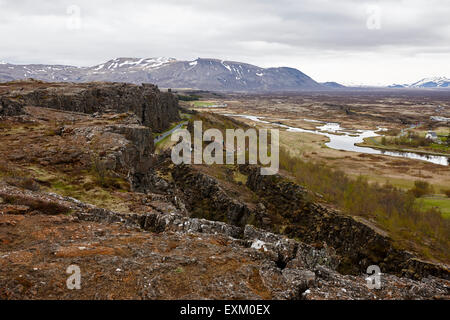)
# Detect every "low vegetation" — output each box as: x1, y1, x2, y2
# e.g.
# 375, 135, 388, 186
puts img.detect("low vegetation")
378, 131, 450, 154
191, 101, 219, 108
0, 159, 130, 213
0, 161, 41, 191
177, 94, 200, 101
4, 176, 41, 192
278, 147, 450, 261
409, 180, 434, 198
0, 192, 71, 215
418, 196, 450, 220
381, 132, 431, 148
